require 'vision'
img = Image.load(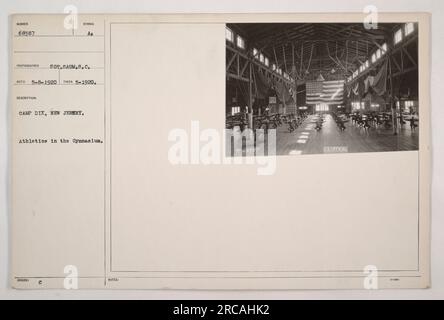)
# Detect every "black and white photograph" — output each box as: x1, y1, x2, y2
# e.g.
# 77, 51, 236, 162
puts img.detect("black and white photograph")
226, 22, 419, 155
